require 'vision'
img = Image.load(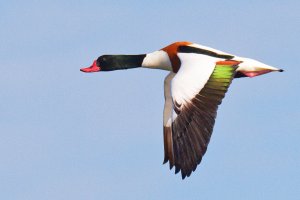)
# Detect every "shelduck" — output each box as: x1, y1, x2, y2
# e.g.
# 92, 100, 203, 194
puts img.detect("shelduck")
81, 42, 283, 179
